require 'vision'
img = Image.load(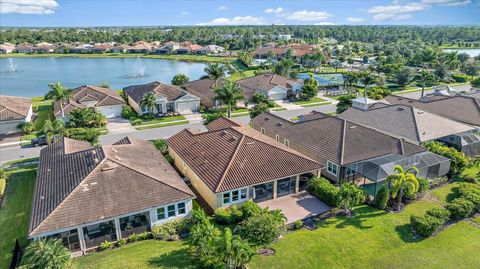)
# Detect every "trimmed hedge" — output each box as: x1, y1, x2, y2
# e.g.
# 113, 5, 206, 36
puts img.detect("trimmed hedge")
425, 208, 450, 223
308, 177, 339, 207
446, 198, 475, 219
410, 215, 444, 237
451, 74, 469, 83
457, 183, 480, 212
213, 204, 244, 225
